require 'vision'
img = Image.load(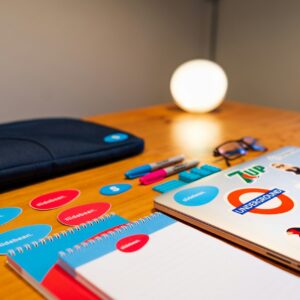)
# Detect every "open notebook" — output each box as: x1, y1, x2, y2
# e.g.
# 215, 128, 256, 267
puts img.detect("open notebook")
59, 212, 300, 300
7, 213, 128, 300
